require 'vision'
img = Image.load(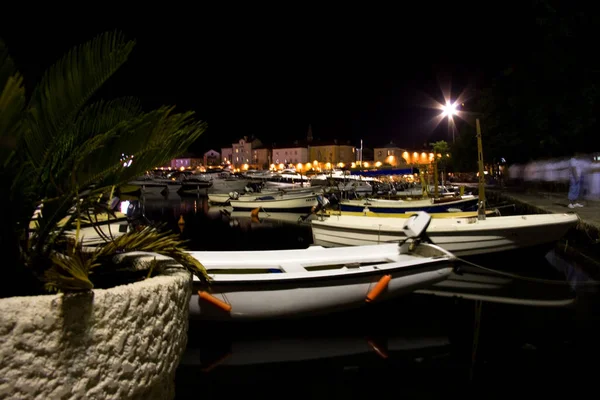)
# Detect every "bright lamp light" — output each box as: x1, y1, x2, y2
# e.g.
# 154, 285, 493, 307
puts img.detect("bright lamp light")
441, 101, 458, 117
